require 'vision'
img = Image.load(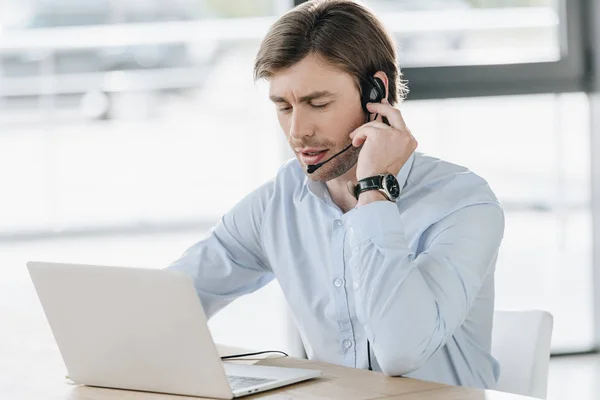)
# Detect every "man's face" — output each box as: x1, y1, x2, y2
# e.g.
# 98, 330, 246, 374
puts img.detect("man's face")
269, 54, 365, 182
